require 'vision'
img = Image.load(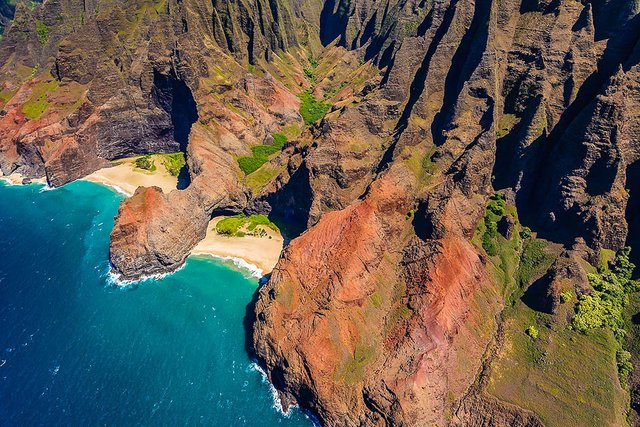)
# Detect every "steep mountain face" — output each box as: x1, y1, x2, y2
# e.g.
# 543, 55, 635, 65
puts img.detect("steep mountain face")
1, 0, 640, 425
